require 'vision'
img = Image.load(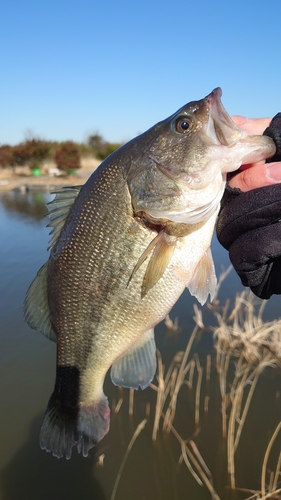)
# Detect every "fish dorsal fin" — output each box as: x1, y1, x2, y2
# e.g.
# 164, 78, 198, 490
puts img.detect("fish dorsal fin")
24, 262, 57, 342
110, 329, 156, 390
47, 186, 82, 251
24, 186, 82, 340
129, 231, 177, 298
188, 247, 217, 305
